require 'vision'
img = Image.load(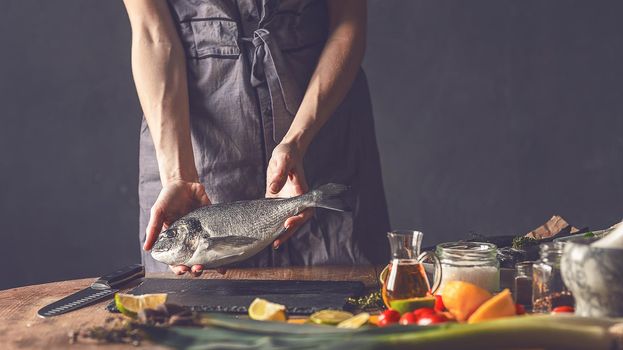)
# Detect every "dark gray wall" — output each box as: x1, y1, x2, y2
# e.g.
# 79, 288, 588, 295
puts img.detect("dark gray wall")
0, 1, 141, 289
365, 1, 623, 248
1, 1, 621, 290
